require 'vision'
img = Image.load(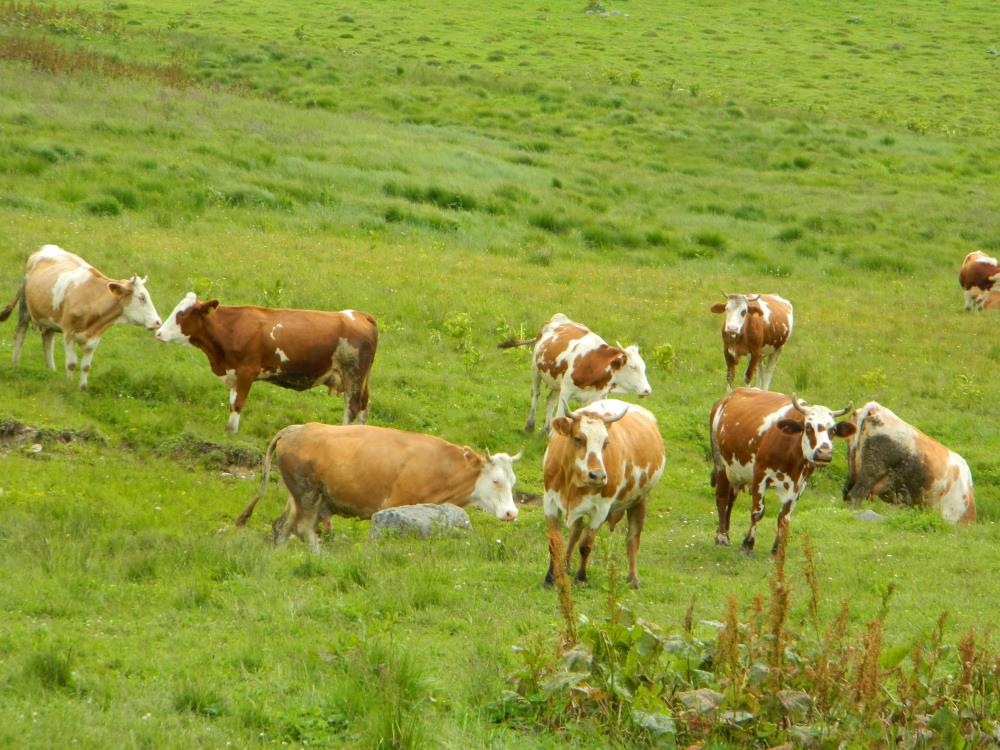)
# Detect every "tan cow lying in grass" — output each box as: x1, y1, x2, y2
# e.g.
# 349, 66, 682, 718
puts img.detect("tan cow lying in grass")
236, 423, 521, 551
1, 245, 161, 389
843, 402, 976, 524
